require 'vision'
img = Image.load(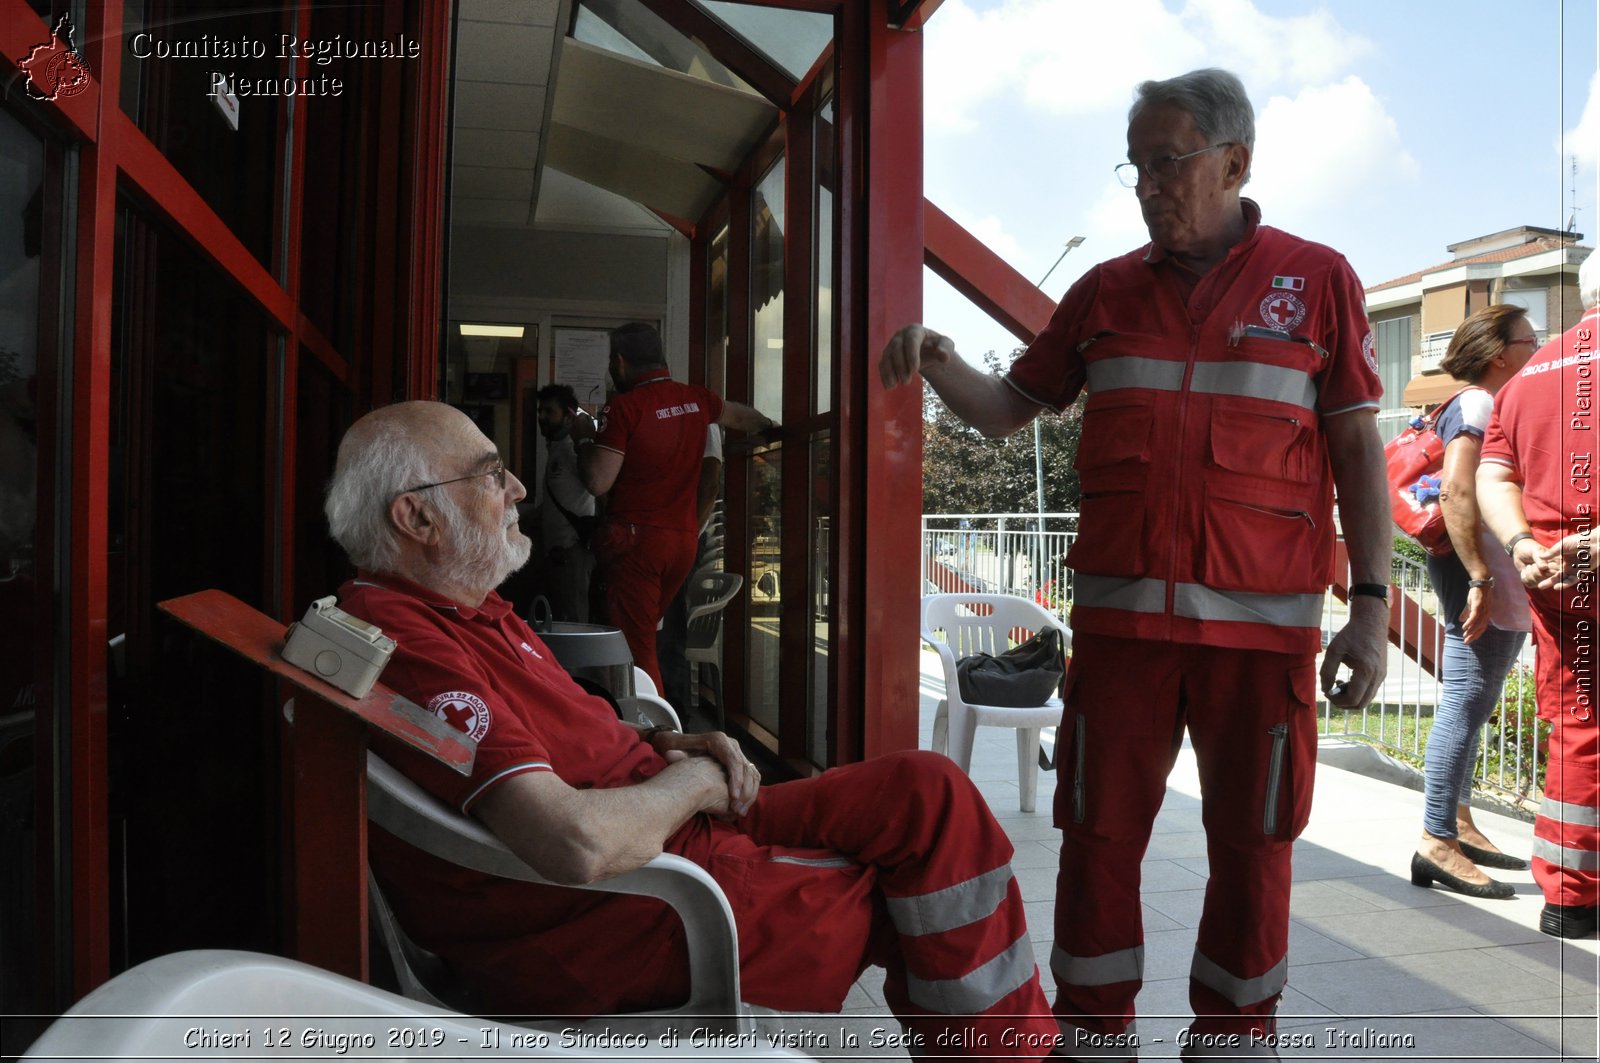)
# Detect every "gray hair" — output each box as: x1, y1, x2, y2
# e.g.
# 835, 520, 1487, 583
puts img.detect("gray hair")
324, 418, 437, 572
1581, 248, 1599, 311
1130, 68, 1255, 183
